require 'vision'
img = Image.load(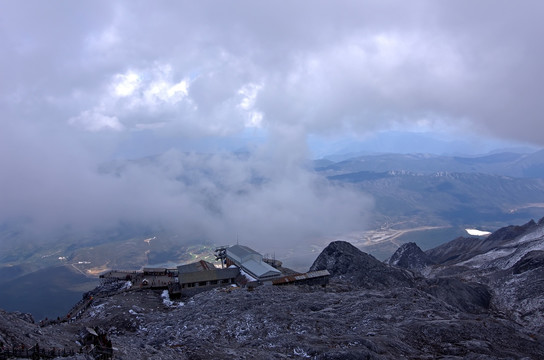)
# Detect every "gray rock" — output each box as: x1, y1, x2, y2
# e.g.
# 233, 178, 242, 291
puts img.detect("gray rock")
420, 278, 491, 314
309, 241, 416, 289
512, 250, 544, 274
387, 242, 435, 272
426, 219, 540, 265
